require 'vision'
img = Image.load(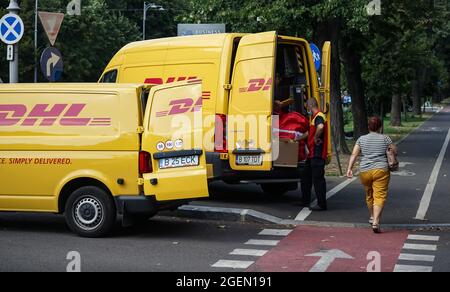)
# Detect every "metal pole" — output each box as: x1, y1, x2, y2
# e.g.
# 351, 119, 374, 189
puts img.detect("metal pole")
7, 0, 20, 83
34, 0, 38, 83
9, 44, 18, 83
143, 2, 146, 40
